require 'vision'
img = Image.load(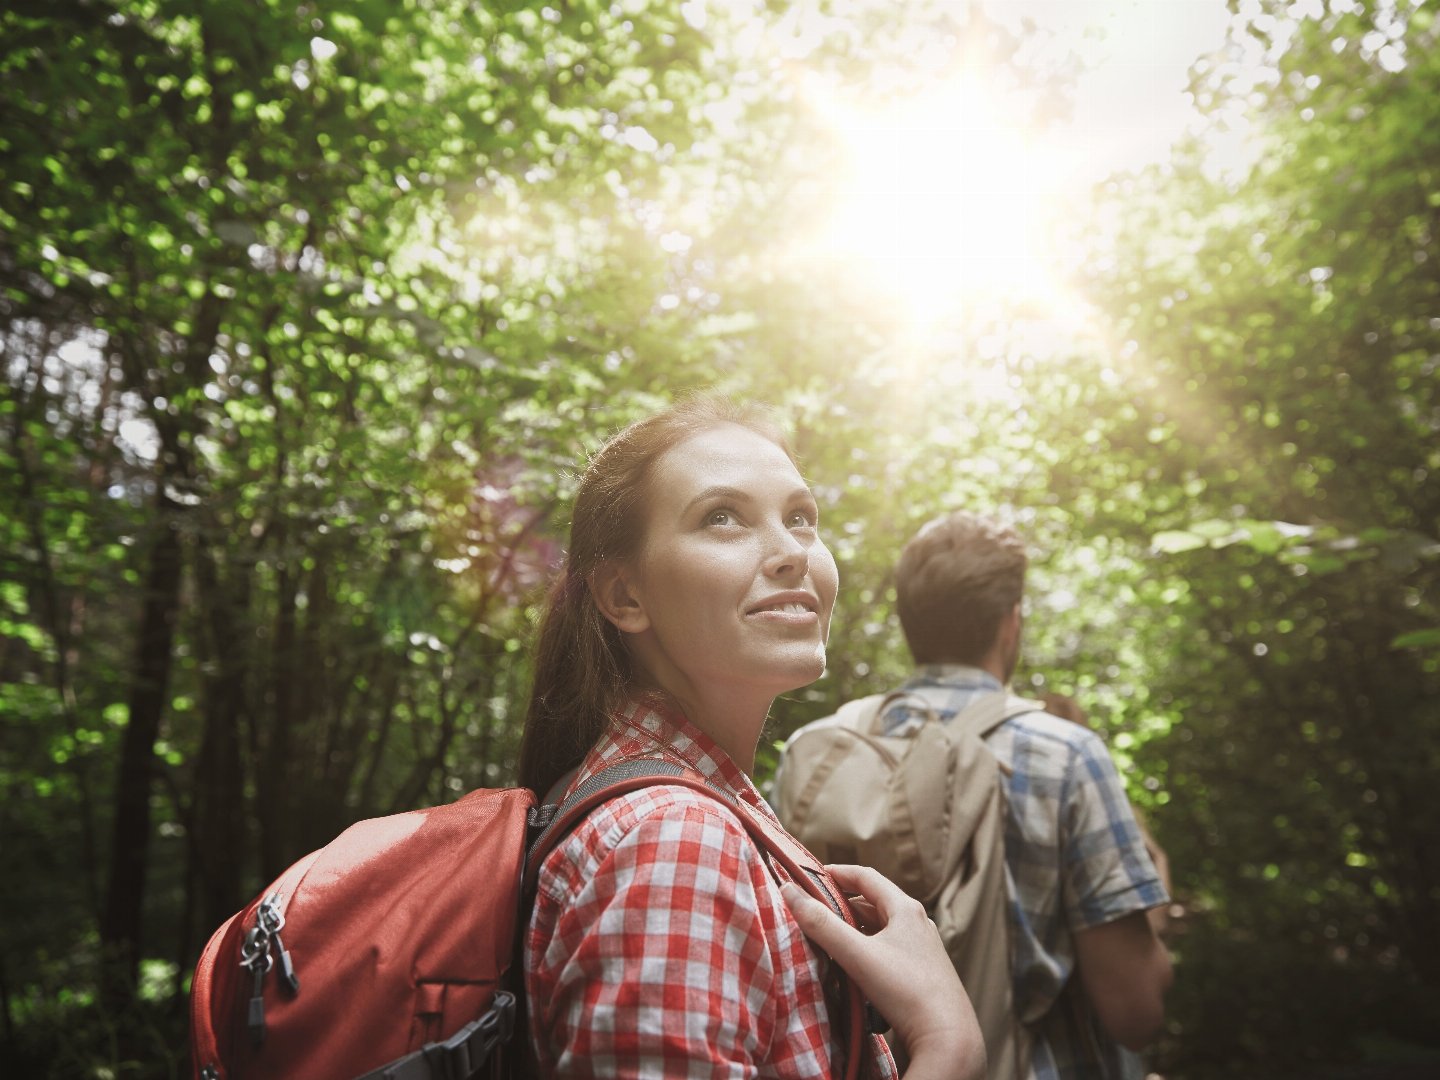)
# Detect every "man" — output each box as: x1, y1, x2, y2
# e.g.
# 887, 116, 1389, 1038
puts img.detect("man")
884, 510, 1172, 1079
